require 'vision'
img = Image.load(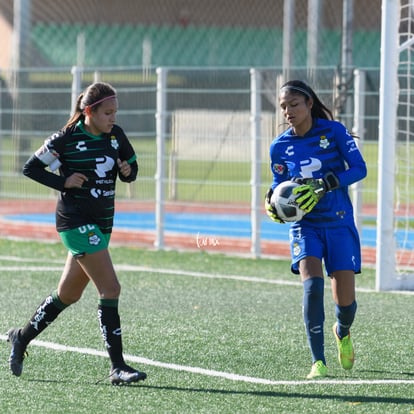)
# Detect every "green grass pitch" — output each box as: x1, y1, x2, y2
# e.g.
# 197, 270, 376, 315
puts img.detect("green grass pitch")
1, 239, 414, 413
